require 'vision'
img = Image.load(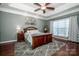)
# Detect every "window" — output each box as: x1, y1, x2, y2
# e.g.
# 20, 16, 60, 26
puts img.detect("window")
53, 18, 69, 37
